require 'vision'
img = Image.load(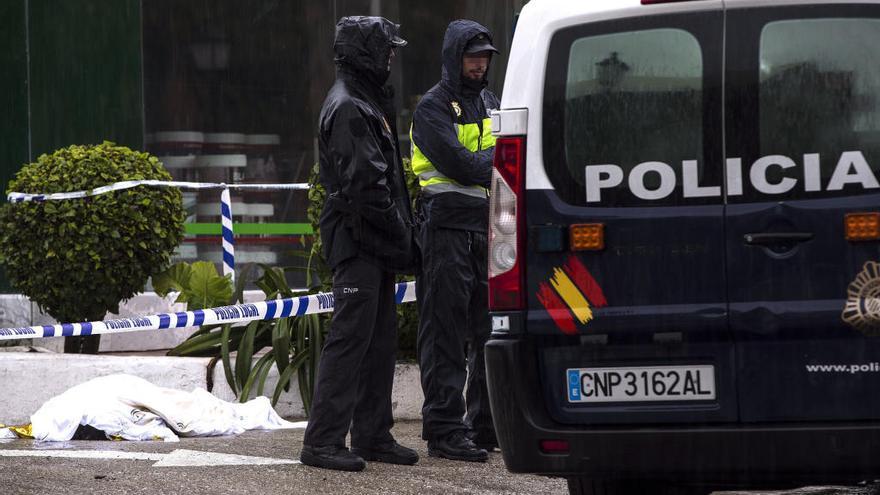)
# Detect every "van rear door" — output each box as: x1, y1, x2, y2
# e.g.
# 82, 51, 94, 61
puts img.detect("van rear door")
533, 6, 736, 425
725, 4, 880, 422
